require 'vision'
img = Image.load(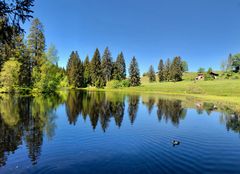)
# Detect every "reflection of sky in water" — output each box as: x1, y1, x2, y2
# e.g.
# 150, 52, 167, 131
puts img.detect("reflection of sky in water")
0, 92, 240, 174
